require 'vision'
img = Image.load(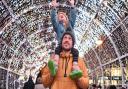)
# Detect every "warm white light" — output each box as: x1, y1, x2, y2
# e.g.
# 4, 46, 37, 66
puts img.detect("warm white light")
96, 40, 103, 46
99, 0, 103, 4
18, 75, 25, 81
103, 1, 108, 6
